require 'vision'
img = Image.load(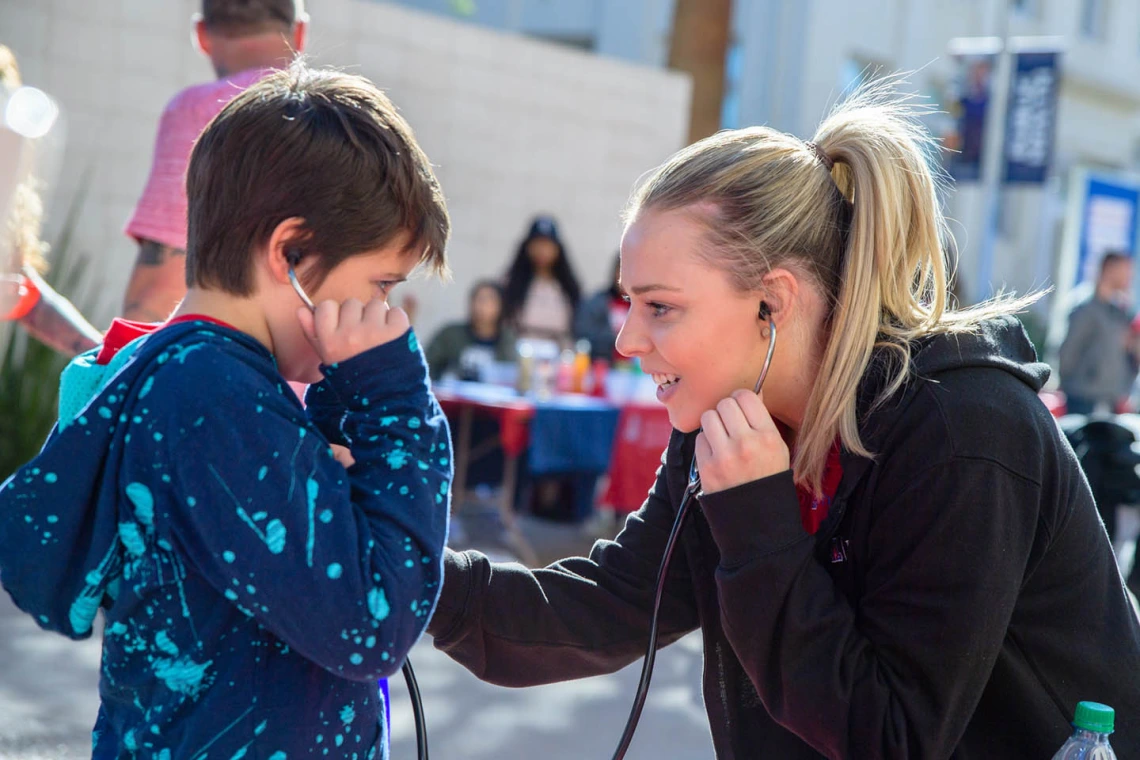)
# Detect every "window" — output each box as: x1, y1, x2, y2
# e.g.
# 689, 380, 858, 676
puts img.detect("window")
1080, 0, 1108, 39
1012, 0, 1040, 20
